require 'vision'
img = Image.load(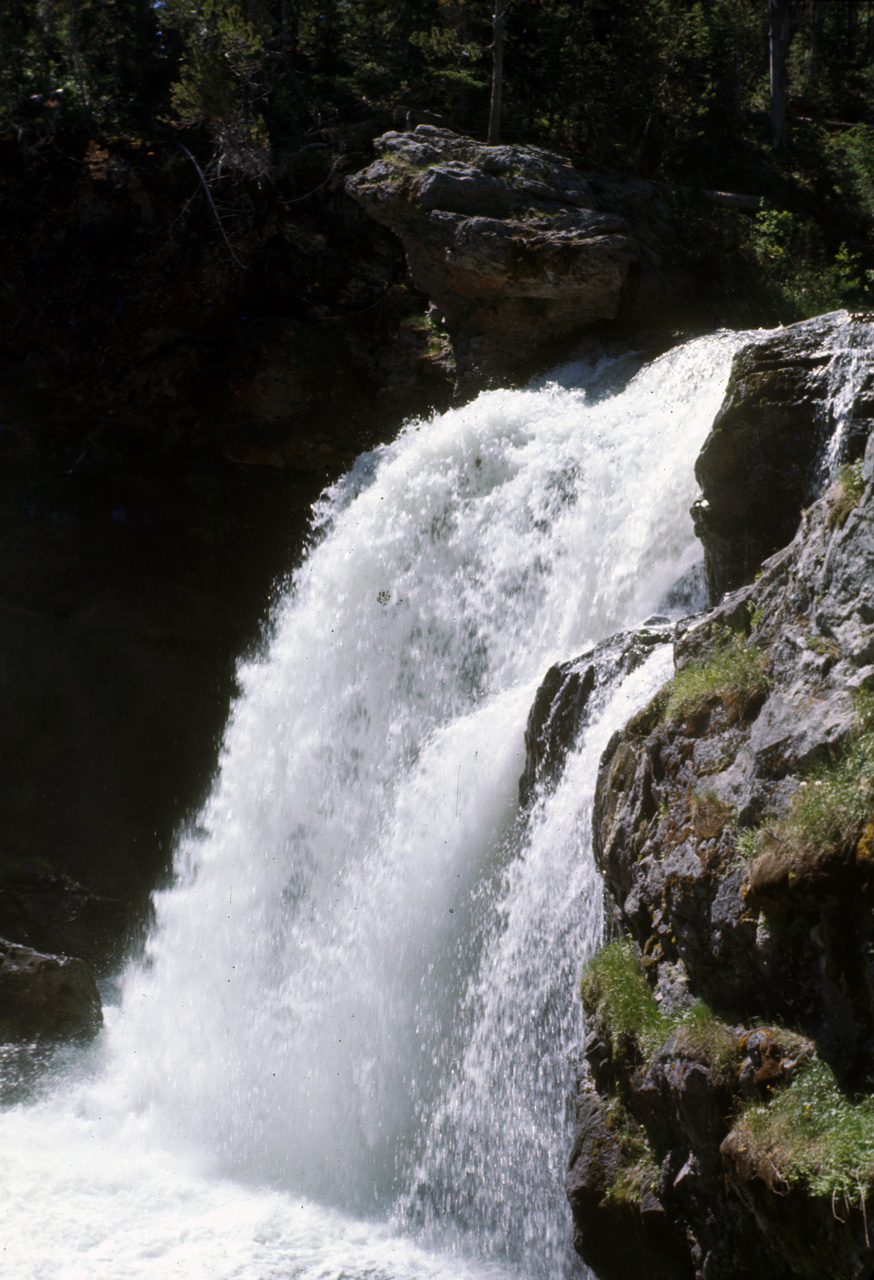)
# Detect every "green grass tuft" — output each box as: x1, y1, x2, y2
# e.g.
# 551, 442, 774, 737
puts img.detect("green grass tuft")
734, 1059, 874, 1206
664, 635, 771, 724
755, 691, 874, 864
581, 938, 737, 1071
828, 460, 866, 530
581, 937, 670, 1057
674, 1000, 738, 1073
